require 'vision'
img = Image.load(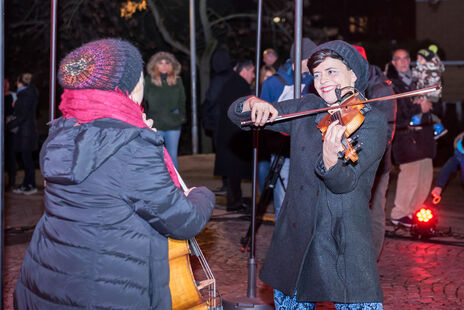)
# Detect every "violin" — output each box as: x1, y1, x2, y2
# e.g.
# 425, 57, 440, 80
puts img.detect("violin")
240, 85, 440, 165
317, 88, 369, 164
240, 85, 440, 127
